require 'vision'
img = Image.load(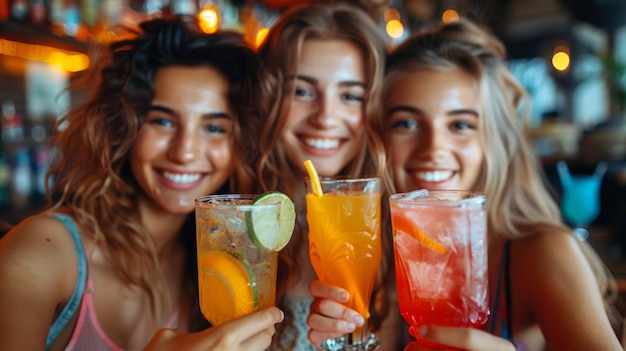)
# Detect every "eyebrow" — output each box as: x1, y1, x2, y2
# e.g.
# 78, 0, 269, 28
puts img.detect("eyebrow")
147, 105, 232, 120
386, 105, 479, 118
292, 75, 366, 88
